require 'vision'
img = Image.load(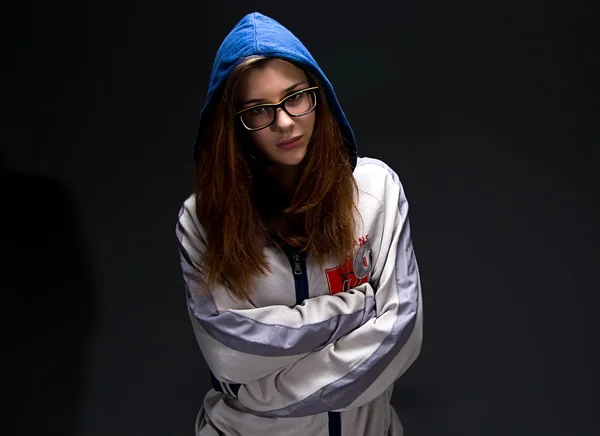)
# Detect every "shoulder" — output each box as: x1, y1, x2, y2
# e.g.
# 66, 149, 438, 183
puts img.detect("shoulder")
354, 156, 407, 208
176, 193, 207, 243
354, 157, 402, 183
177, 193, 196, 223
